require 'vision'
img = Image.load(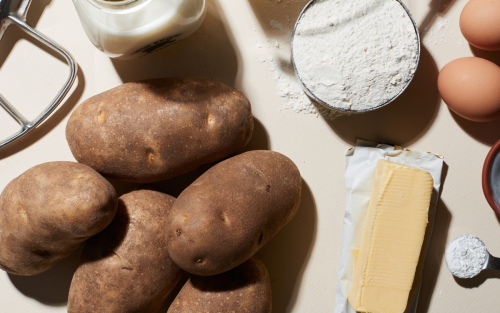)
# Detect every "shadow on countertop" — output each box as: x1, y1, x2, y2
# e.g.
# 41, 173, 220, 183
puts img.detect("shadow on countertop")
450, 110, 500, 146
326, 45, 440, 147
248, 0, 309, 36
417, 162, 451, 313
7, 245, 83, 306
470, 45, 500, 67
416, 198, 452, 313
111, 0, 240, 89
454, 269, 500, 289
255, 180, 317, 312
0, 0, 85, 161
